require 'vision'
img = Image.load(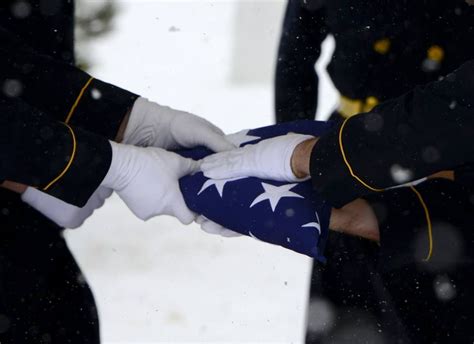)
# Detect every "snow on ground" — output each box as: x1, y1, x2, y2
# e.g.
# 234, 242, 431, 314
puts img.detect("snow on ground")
65, 1, 337, 343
